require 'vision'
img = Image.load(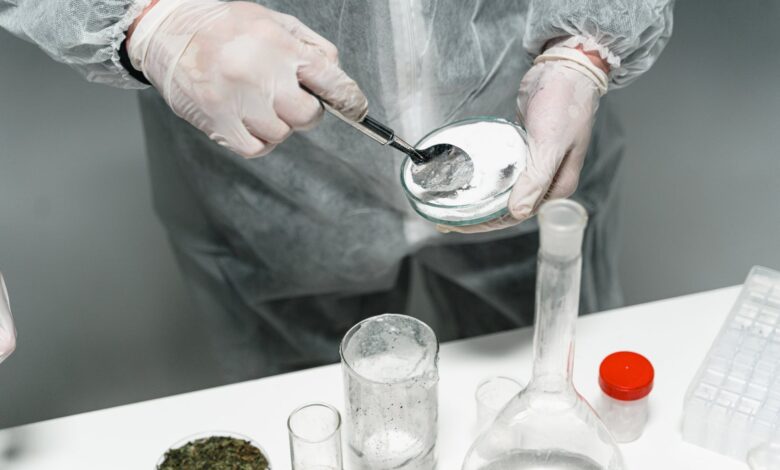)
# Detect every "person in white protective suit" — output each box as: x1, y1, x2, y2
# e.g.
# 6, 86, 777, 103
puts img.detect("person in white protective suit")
0, 0, 674, 380
0, 274, 17, 365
